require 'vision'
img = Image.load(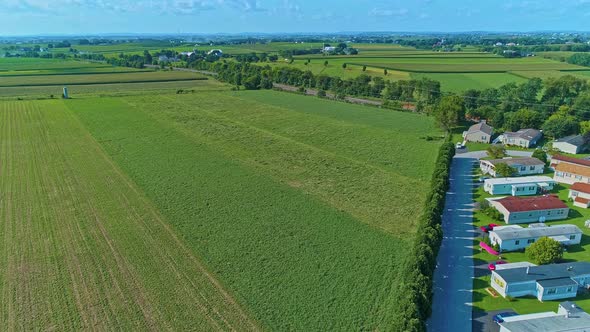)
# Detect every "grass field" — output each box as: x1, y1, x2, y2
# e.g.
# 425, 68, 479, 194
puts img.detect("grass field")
0, 79, 227, 99
0, 100, 260, 330
1, 85, 443, 329
0, 71, 205, 87
411, 72, 527, 92
0, 58, 112, 72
